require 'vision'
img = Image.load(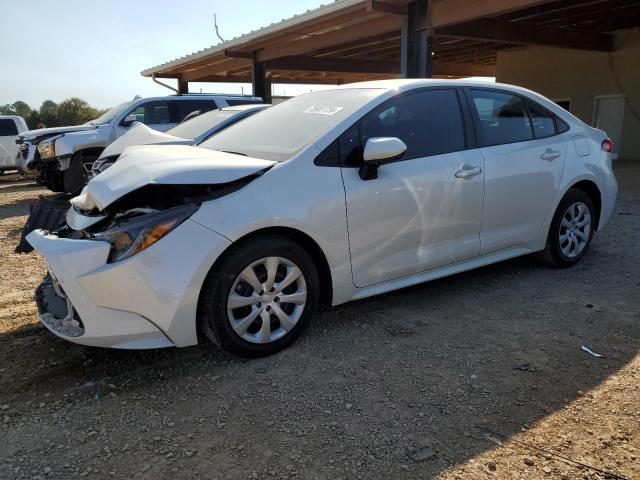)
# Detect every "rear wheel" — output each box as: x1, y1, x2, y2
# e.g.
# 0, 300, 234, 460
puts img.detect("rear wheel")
540, 188, 595, 267
198, 235, 319, 357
